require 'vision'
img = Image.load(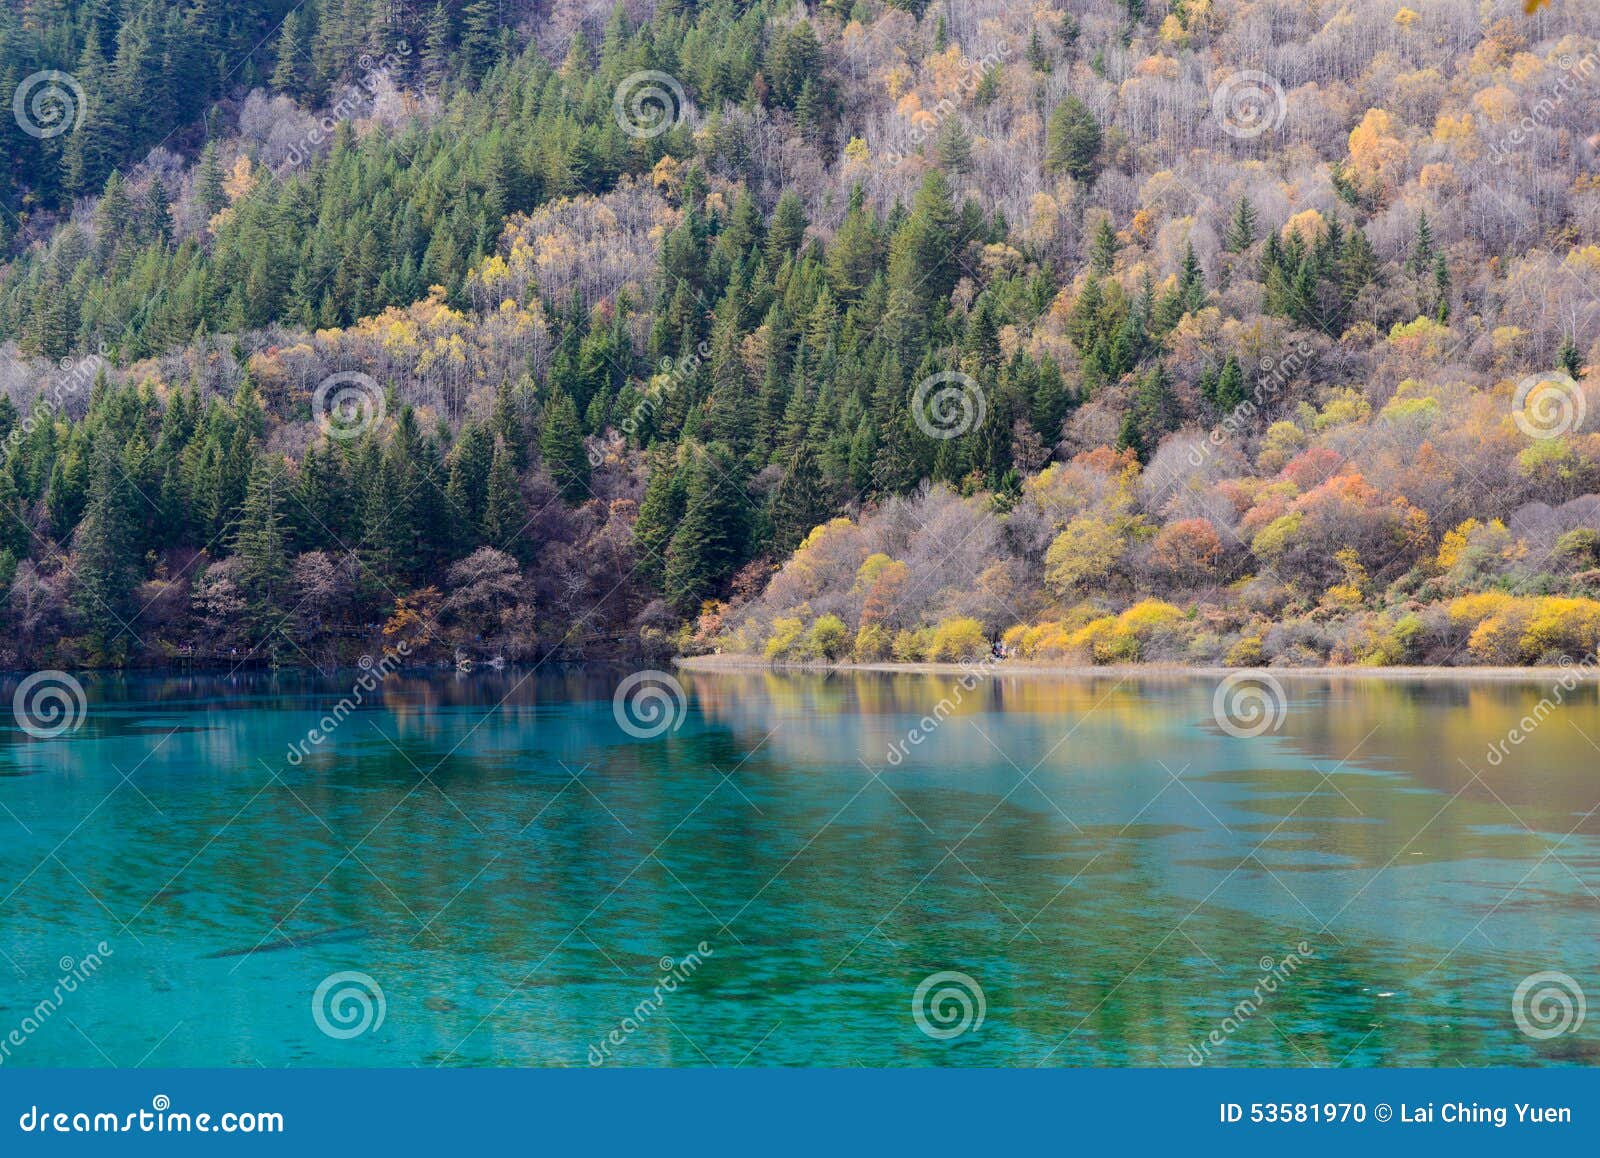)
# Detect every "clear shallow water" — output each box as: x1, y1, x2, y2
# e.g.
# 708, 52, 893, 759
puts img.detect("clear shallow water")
1, 668, 1597, 1068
